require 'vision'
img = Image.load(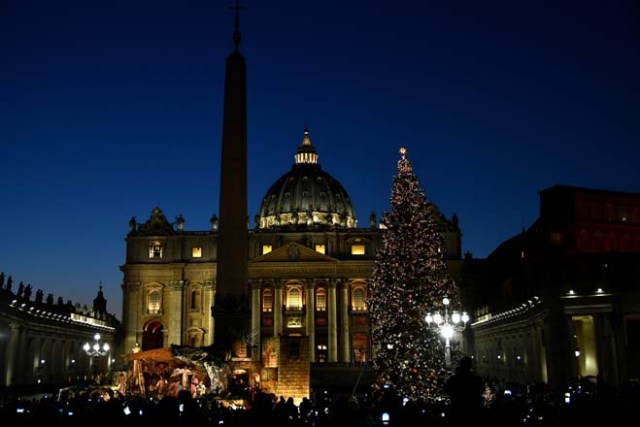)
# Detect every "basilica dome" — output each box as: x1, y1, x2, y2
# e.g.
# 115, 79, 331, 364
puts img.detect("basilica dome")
256, 128, 357, 230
